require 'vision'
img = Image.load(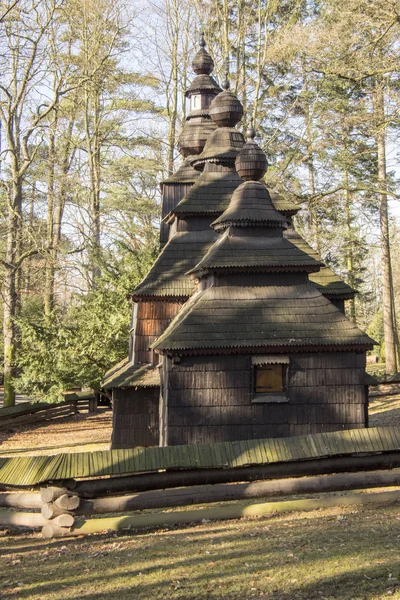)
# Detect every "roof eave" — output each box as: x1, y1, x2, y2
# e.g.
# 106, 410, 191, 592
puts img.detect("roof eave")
154, 341, 375, 356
